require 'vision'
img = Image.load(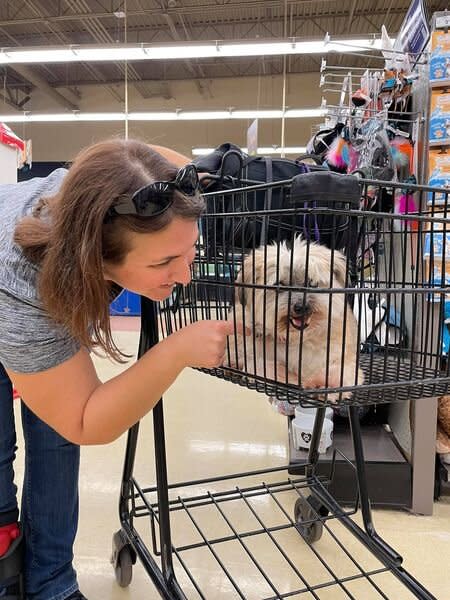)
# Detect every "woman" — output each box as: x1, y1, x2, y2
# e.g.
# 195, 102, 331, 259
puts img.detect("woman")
0, 138, 235, 600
